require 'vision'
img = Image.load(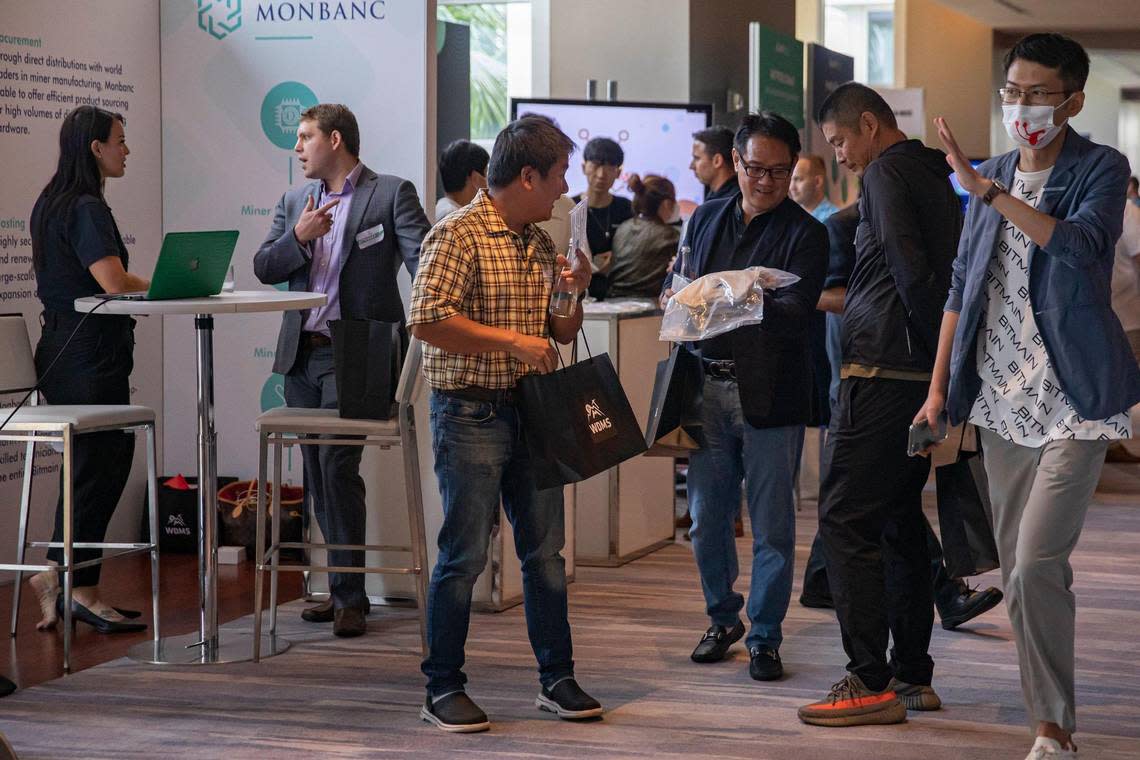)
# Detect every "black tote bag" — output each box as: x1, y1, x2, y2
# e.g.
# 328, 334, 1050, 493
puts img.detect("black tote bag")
328, 318, 406, 420
935, 431, 1000, 579
643, 343, 703, 456
517, 333, 648, 490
